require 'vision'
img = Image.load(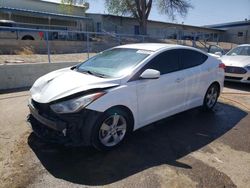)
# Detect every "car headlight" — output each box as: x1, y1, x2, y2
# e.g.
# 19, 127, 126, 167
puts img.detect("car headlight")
50, 92, 105, 114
